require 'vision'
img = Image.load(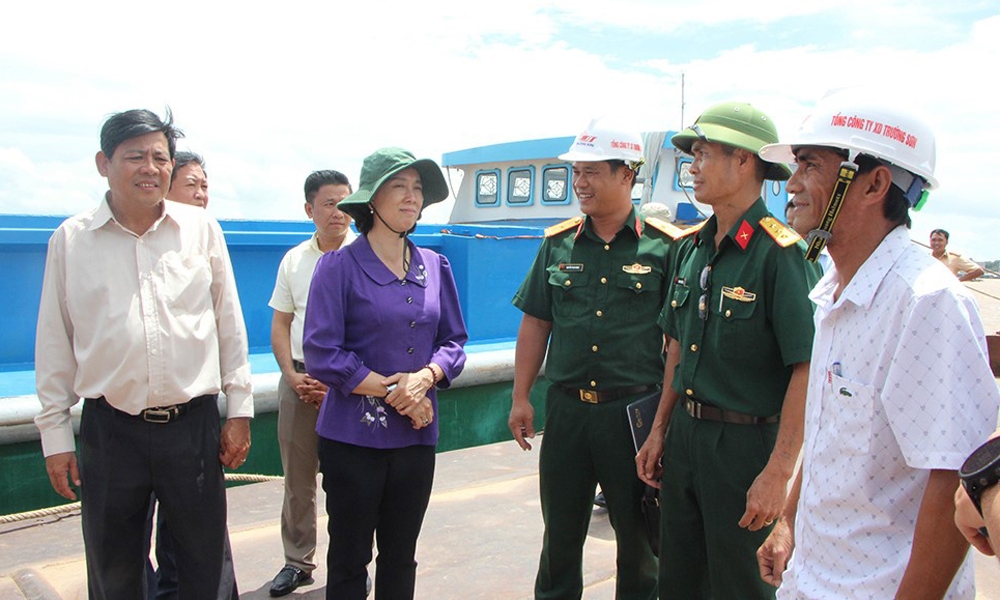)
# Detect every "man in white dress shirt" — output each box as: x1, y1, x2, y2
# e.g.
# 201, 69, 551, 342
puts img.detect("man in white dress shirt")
34, 108, 253, 599
754, 90, 1000, 598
